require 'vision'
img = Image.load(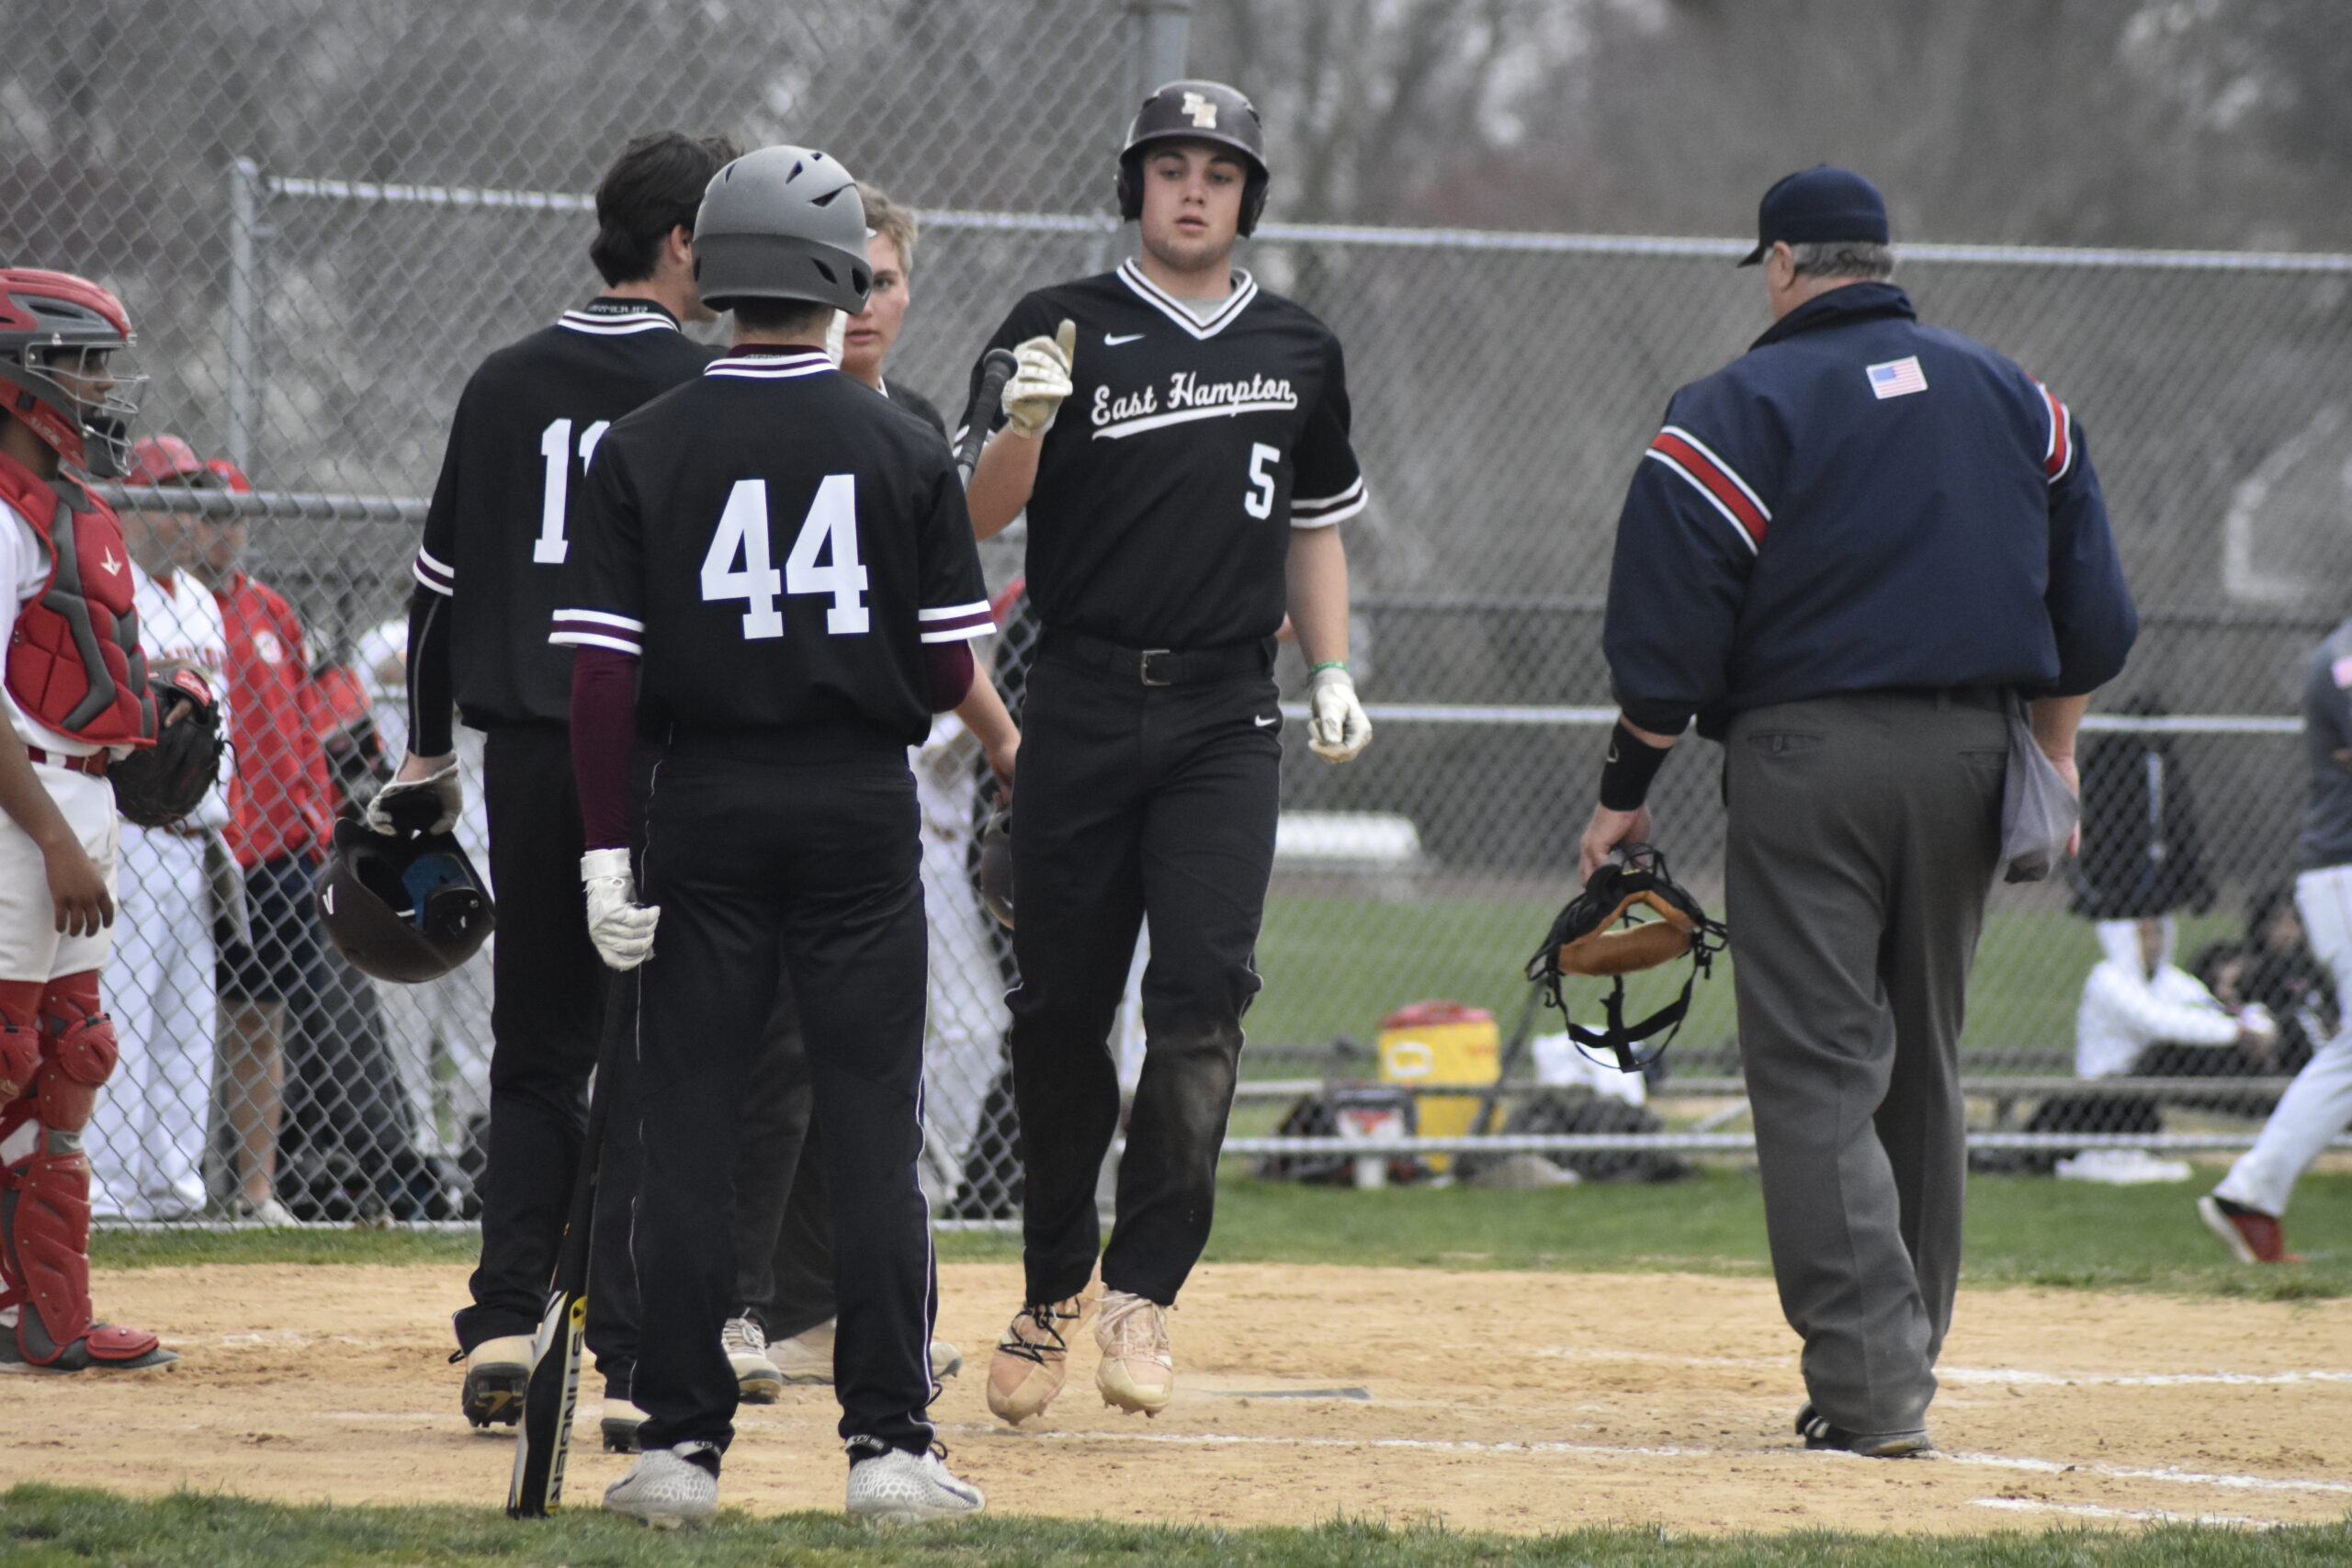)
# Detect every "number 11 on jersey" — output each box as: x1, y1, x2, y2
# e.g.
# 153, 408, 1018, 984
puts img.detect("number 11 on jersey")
535, 418, 611, 564
699, 475, 870, 641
